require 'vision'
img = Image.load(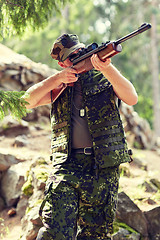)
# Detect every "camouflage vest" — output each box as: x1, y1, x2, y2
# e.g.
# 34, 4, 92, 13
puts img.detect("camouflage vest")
50, 69, 131, 168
